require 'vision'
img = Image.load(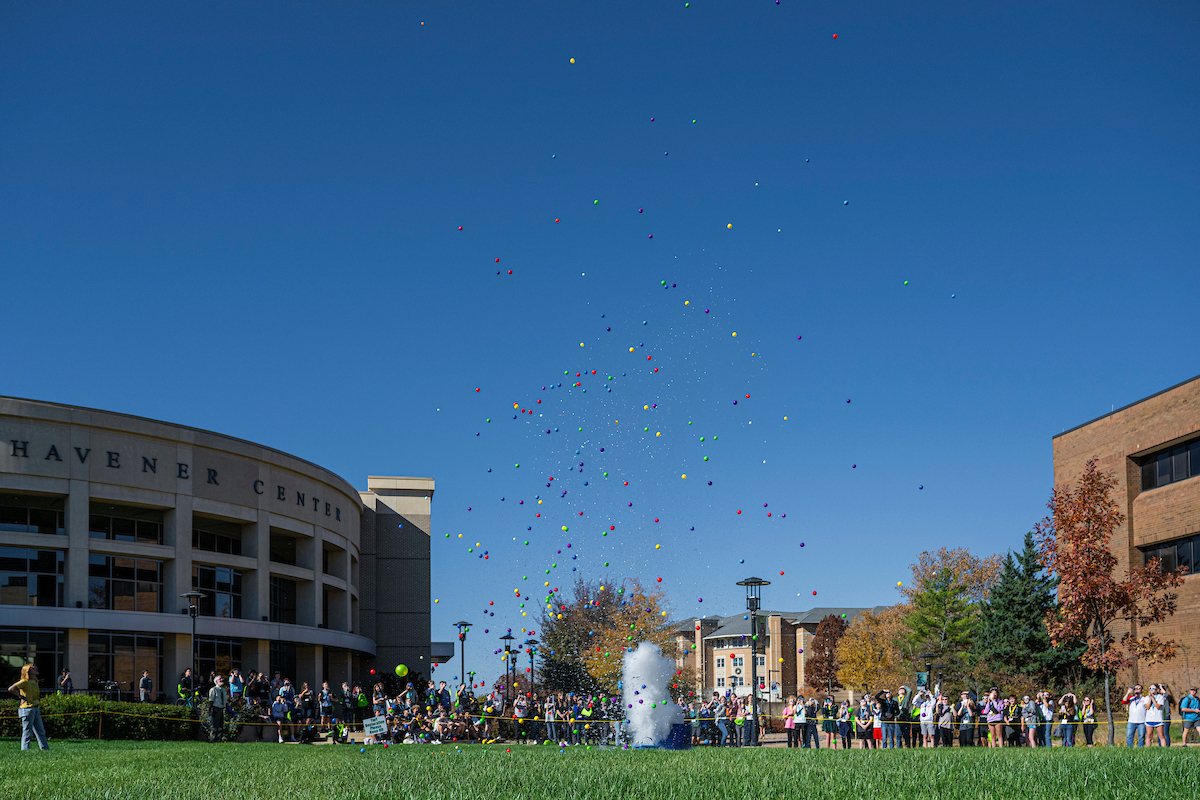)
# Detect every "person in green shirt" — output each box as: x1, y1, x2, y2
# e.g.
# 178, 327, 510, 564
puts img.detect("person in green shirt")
8, 663, 49, 751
